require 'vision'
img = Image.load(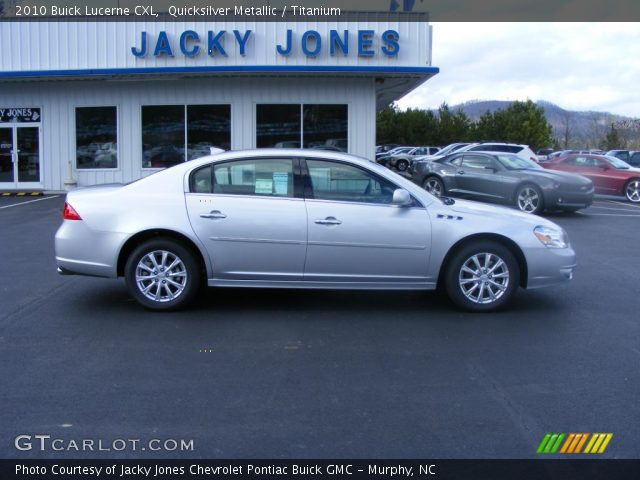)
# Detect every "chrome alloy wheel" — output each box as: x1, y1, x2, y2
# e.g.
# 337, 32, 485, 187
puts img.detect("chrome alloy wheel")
517, 187, 540, 213
626, 180, 640, 203
425, 178, 443, 197
135, 250, 188, 302
458, 253, 510, 305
